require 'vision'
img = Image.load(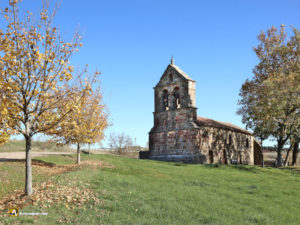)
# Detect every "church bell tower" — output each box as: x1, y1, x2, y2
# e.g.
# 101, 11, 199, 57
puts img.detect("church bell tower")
148, 59, 198, 159
152, 58, 197, 131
